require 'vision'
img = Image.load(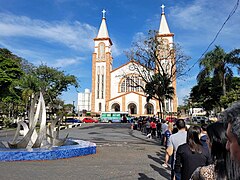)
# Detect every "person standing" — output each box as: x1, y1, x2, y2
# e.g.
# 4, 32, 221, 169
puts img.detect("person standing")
174, 126, 211, 180
145, 120, 151, 138
161, 120, 168, 145
162, 122, 173, 168
223, 101, 240, 162
166, 119, 187, 180
221, 101, 240, 179
200, 124, 208, 150
150, 120, 157, 138
191, 122, 227, 179
156, 119, 161, 138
